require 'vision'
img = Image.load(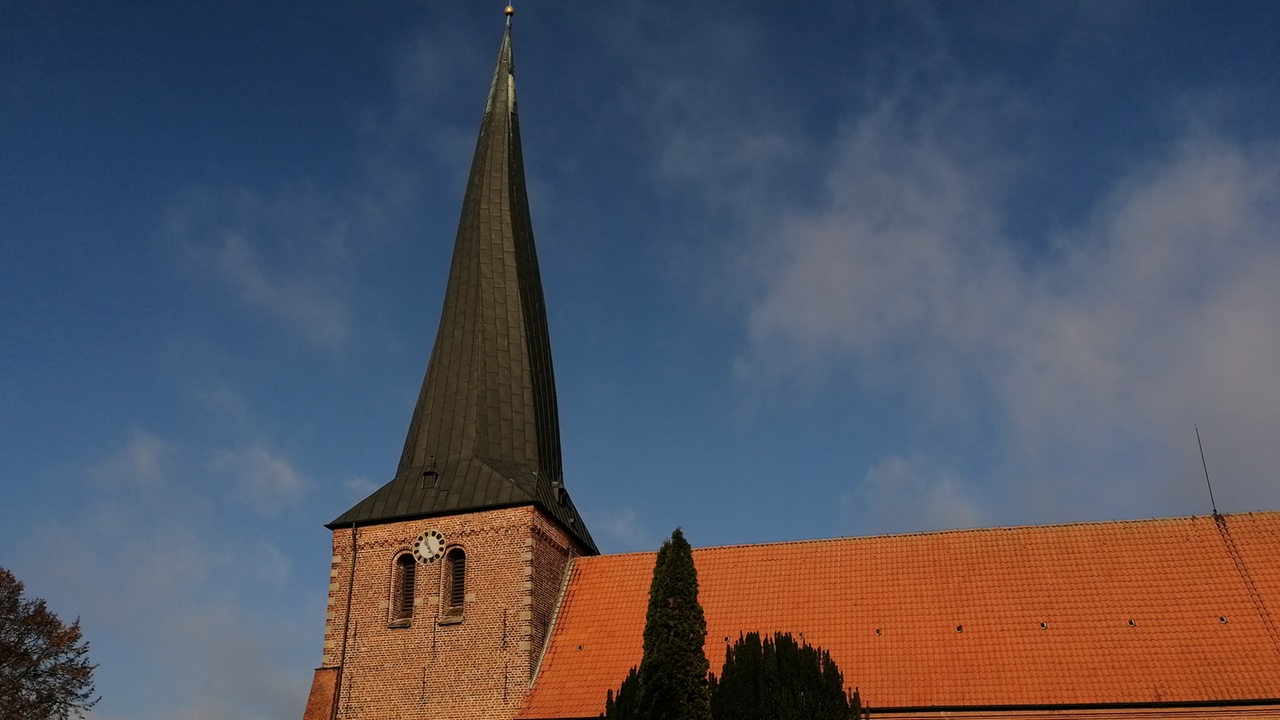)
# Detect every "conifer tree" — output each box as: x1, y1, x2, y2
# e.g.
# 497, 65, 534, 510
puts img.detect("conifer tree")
709, 631, 859, 720
603, 667, 640, 720
603, 528, 711, 720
